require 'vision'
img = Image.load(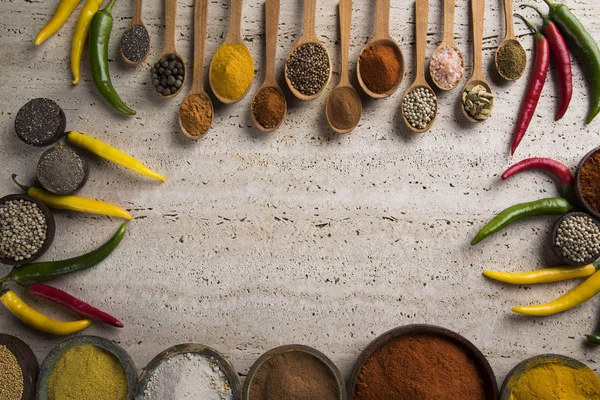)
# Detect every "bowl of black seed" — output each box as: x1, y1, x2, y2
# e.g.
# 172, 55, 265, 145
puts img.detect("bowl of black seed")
37, 145, 89, 195
0, 194, 55, 265
14, 98, 66, 147
552, 212, 600, 266
151, 54, 185, 98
